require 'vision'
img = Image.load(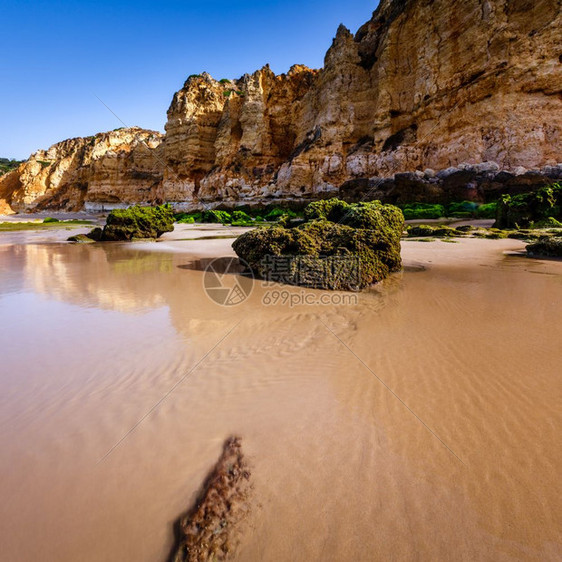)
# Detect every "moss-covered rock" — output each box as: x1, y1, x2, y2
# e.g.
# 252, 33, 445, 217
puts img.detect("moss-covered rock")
229, 210, 255, 226
456, 225, 476, 233
526, 237, 562, 258
446, 201, 479, 217
100, 205, 174, 241
304, 198, 350, 222
202, 210, 231, 224
67, 233, 96, 243
406, 224, 464, 237
530, 216, 562, 228
232, 199, 403, 290
495, 183, 562, 229
264, 207, 296, 222
304, 198, 404, 232
231, 210, 251, 222
476, 202, 498, 219
399, 203, 446, 220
